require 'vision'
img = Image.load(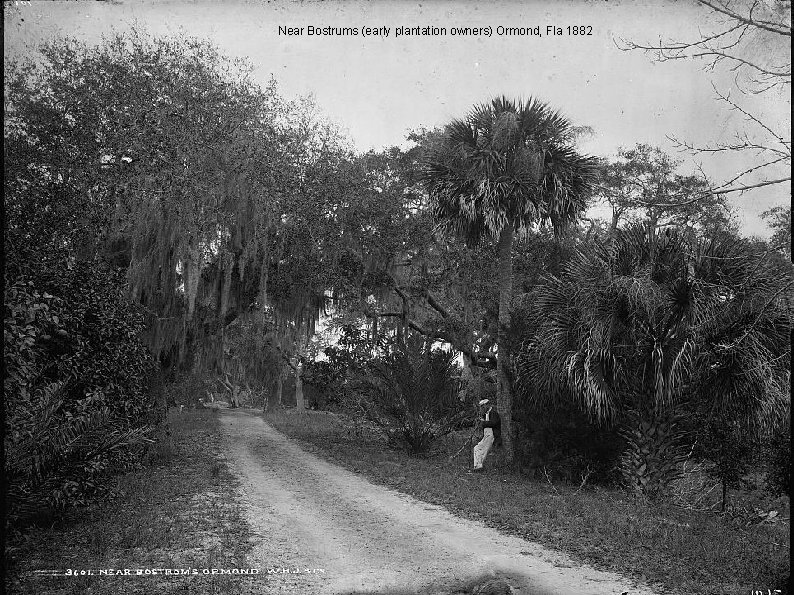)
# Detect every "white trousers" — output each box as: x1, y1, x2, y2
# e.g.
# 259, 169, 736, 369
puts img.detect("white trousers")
473, 428, 494, 469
